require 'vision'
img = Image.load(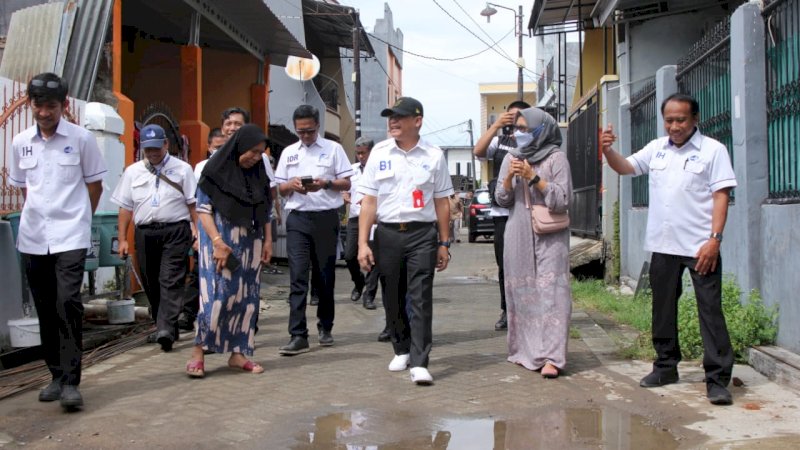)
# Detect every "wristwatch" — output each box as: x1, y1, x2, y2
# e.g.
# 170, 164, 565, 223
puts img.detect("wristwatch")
438, 241, 451, 248
324, 180, 333, 190
710, 232, 723, 242
528, 175, 541, 187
